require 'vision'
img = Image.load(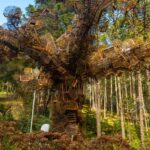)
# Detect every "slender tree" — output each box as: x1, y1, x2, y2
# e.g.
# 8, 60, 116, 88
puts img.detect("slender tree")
146, 68, 150, 97
104, 78, 107, 118
138, 71, 145, 149
95, 80, 101, 137
132, 72, 138, 122
115, 76, 119, 116
90, 78, 92, 107
118, 76, 126, 139
123, 74, 128, 114
110, 76, 113, 115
